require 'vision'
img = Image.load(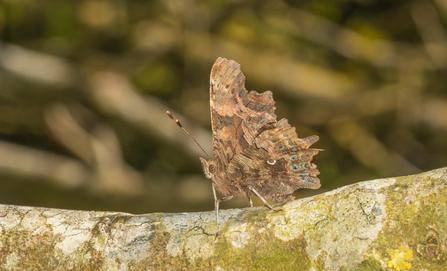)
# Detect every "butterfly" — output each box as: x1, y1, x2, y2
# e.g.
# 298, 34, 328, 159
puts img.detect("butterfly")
168, 57, 321, 237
